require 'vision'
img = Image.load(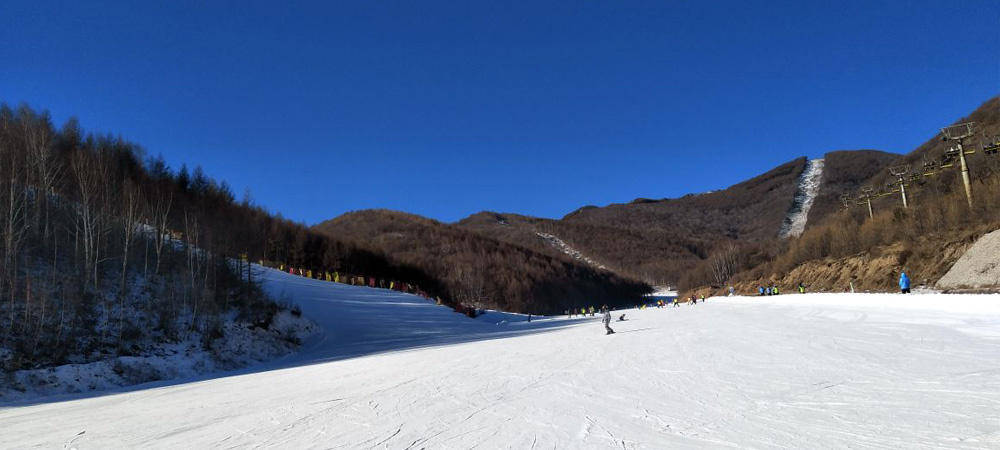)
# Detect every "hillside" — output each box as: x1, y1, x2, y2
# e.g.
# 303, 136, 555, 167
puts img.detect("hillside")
459, 155, 894, 285
722, 95, 1000, 295
313, 210, 650, 314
